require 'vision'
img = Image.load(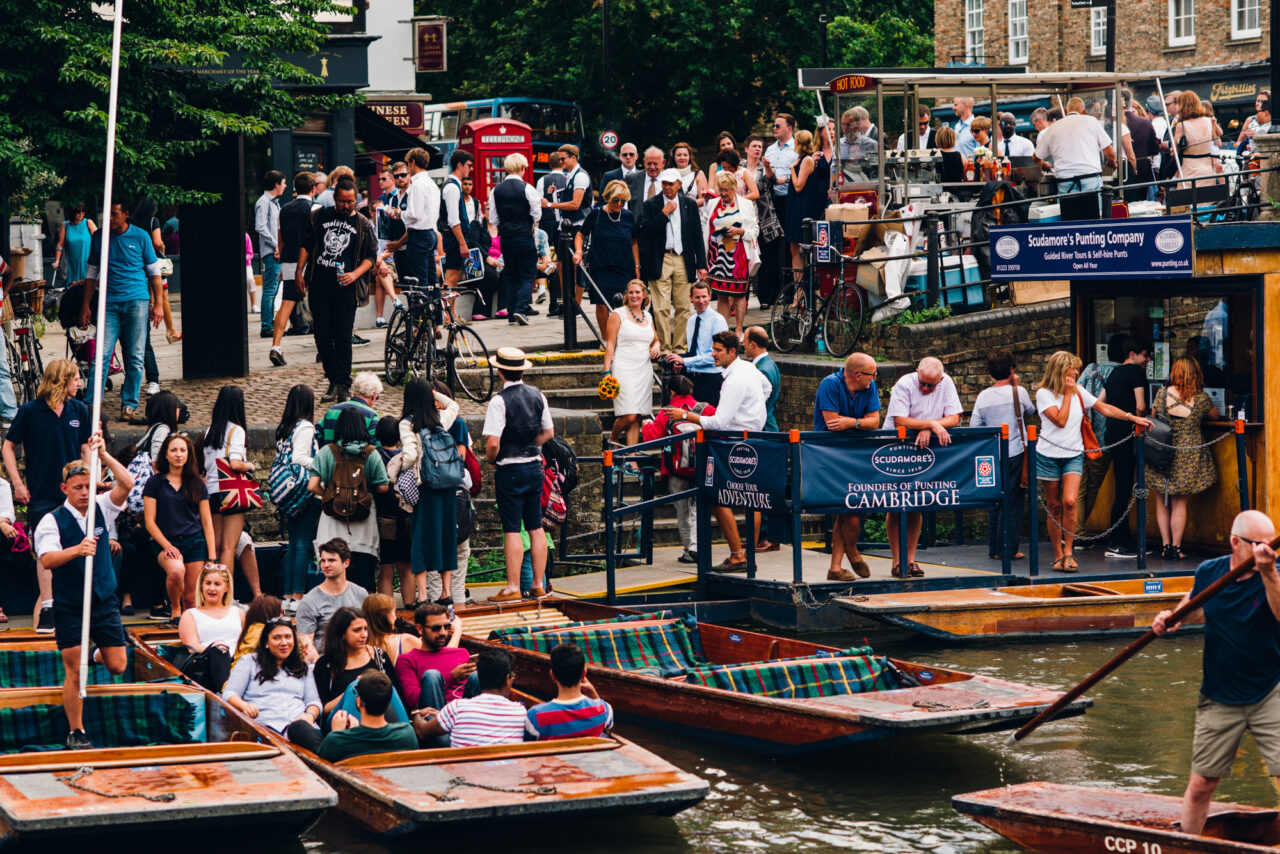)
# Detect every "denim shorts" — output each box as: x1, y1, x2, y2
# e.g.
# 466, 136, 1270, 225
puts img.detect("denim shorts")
1036, 453, 1084, 481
